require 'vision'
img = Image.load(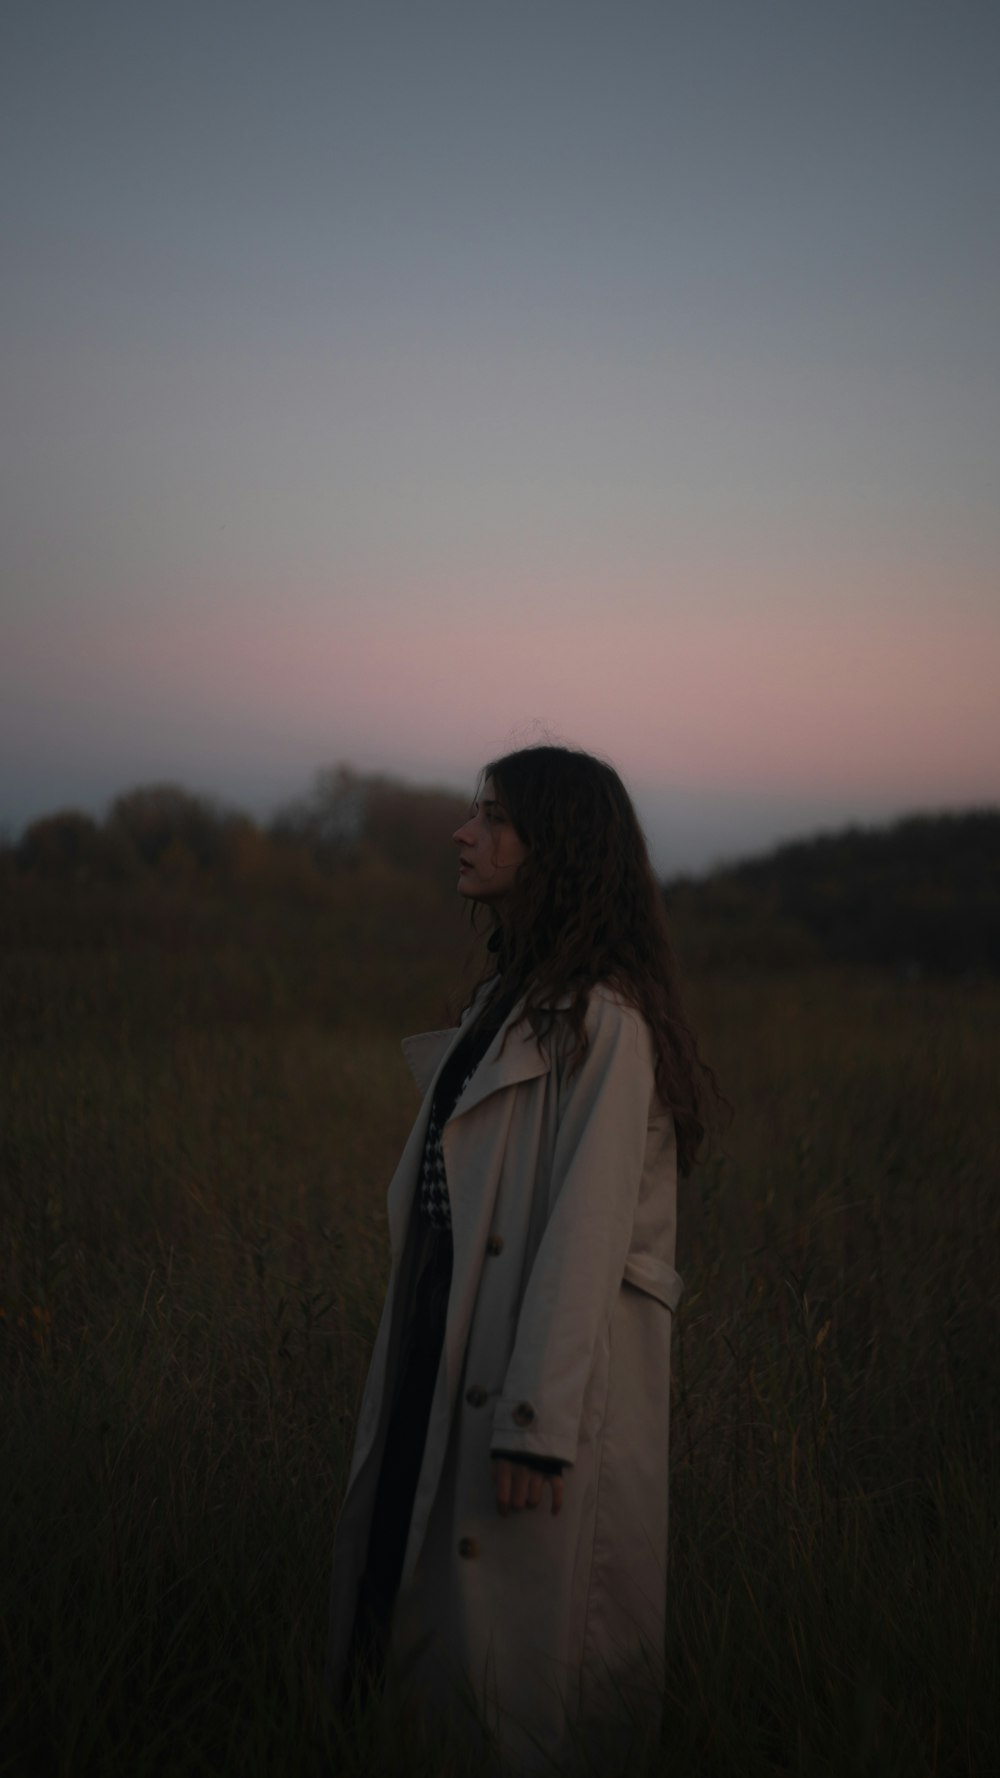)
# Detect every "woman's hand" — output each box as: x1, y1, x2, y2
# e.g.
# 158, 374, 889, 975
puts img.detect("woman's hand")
491, 1457, 564, 1517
